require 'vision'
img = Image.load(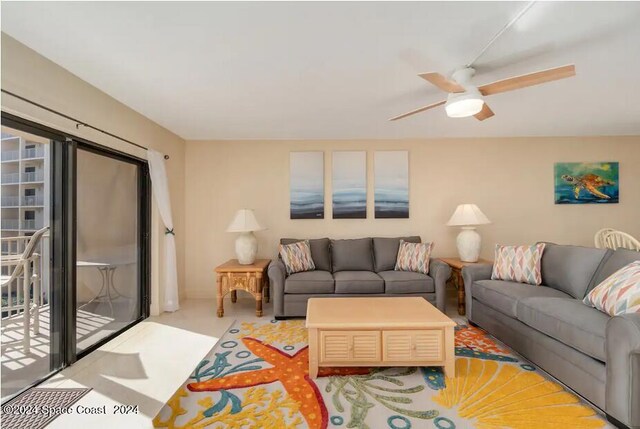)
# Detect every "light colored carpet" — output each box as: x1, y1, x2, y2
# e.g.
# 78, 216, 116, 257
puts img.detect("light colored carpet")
153, 319, 609, 429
